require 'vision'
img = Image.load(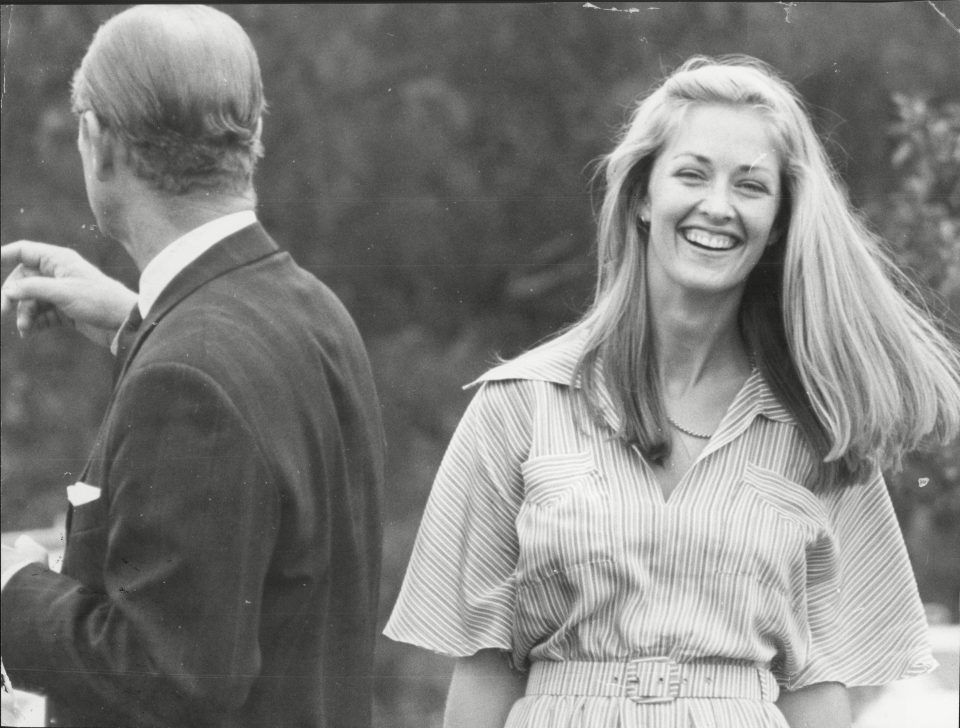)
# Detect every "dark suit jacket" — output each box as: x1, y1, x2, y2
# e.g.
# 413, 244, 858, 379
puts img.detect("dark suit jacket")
1, 224, 384, 728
